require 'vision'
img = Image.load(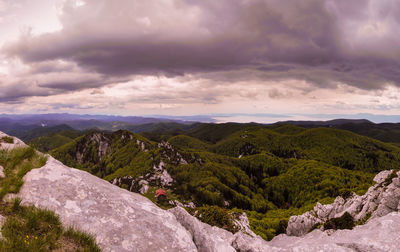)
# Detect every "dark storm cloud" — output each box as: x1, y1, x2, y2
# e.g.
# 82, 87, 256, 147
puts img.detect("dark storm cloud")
0, 70, 125, 102
0, 81, 54, 103
3, 0, 400, 92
